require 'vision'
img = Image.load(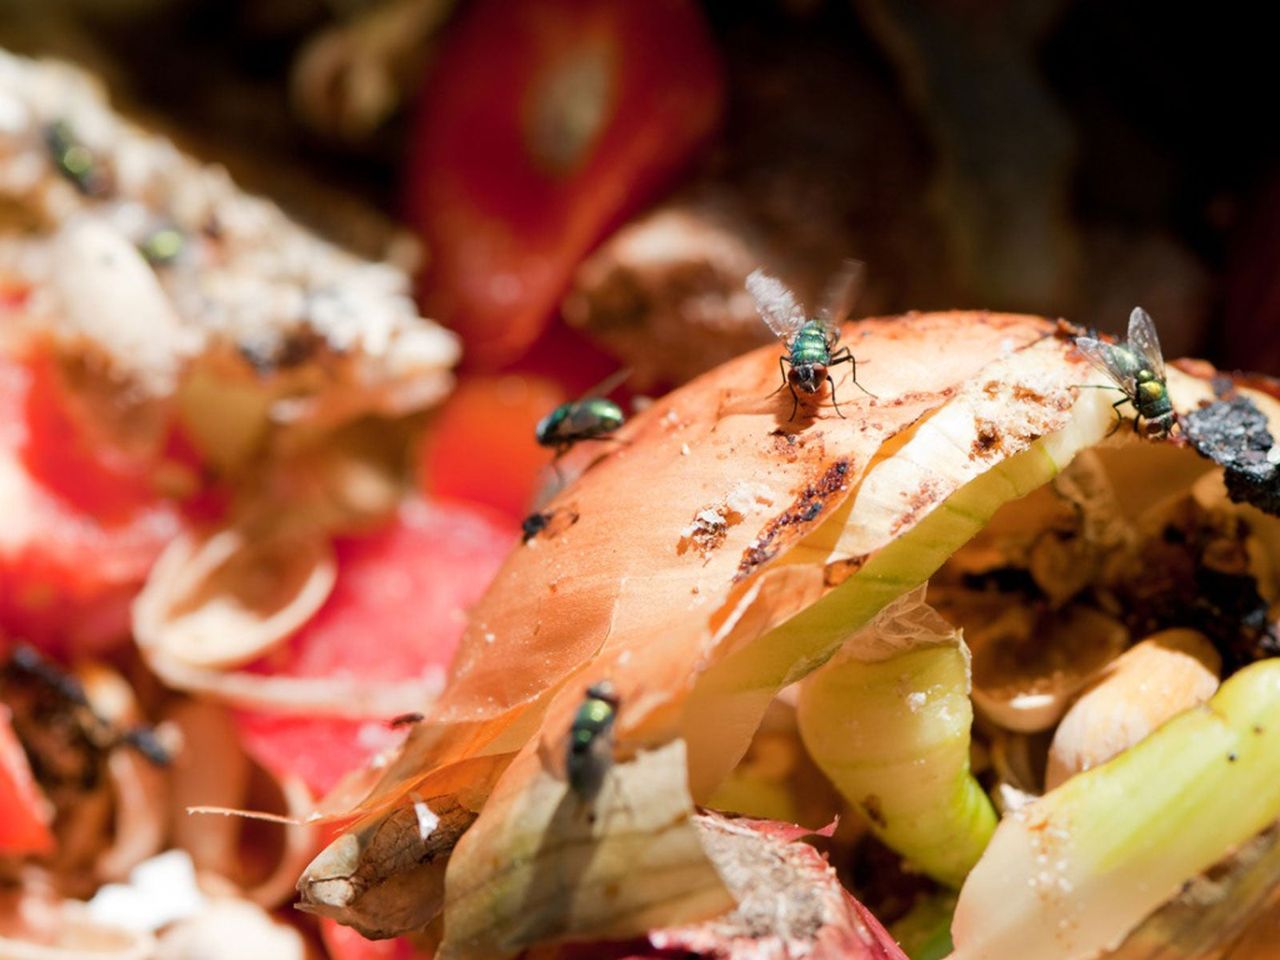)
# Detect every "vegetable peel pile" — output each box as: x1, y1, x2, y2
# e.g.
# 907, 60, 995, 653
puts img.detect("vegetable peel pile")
289, 309, 1280, 958
6, 32, 1280, 960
